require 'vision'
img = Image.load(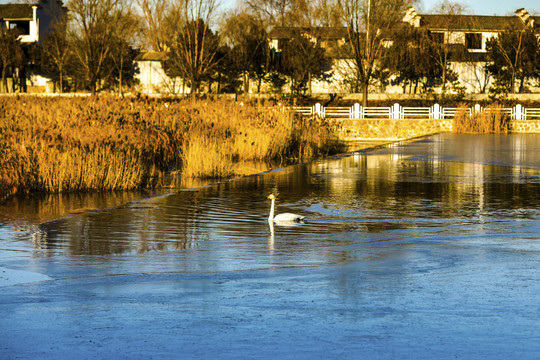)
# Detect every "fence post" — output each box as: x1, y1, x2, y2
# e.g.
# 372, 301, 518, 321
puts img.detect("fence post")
313, 103, 324, 118
432, 103, 441, 120
474, 104, 482, 114
352, 103, 361, 119
392, 103, 401, 119
514, 104, 523, 120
